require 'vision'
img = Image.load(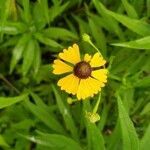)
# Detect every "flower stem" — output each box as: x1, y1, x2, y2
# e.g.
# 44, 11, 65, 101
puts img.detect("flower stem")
93, 93, 101, 113
0, 73, 20, 94
82, 33, 102, 56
